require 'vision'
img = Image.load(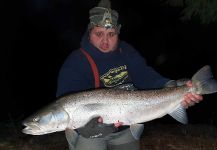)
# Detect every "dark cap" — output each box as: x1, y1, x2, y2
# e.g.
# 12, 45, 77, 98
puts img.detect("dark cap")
88, 0, 121, 32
